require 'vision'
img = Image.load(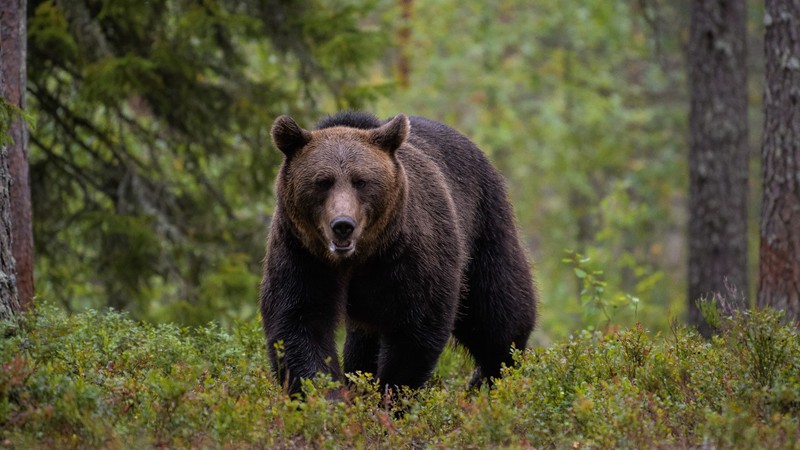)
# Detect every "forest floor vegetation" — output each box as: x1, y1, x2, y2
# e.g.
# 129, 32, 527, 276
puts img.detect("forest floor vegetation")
1, 303, 798, 449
